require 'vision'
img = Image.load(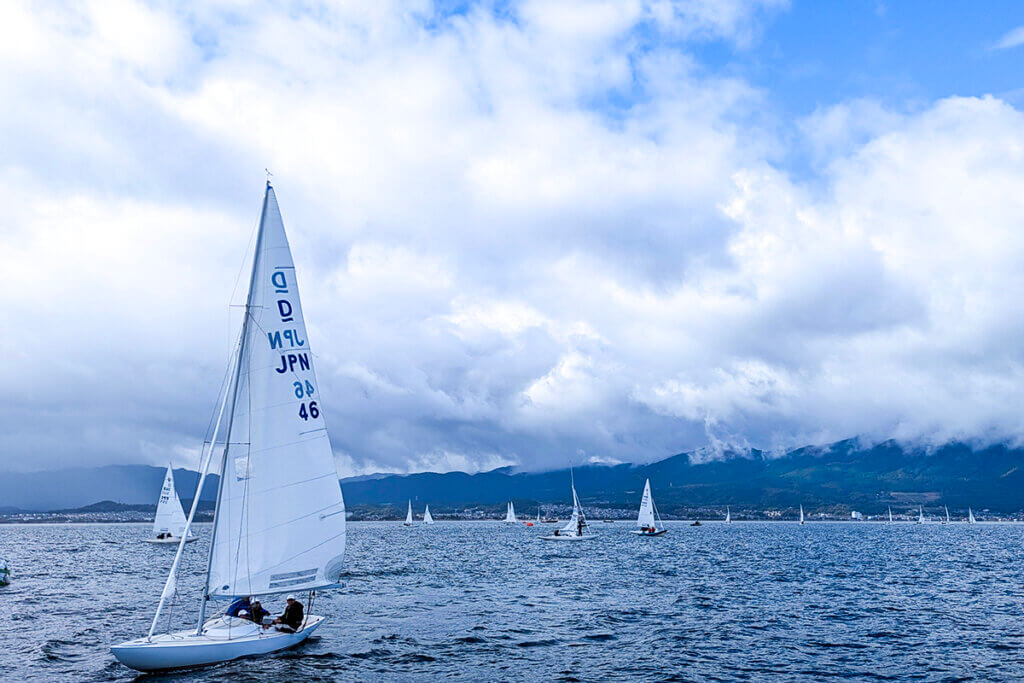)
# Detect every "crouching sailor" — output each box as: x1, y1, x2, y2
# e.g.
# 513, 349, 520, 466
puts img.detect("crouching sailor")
270, 595, 304, 632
